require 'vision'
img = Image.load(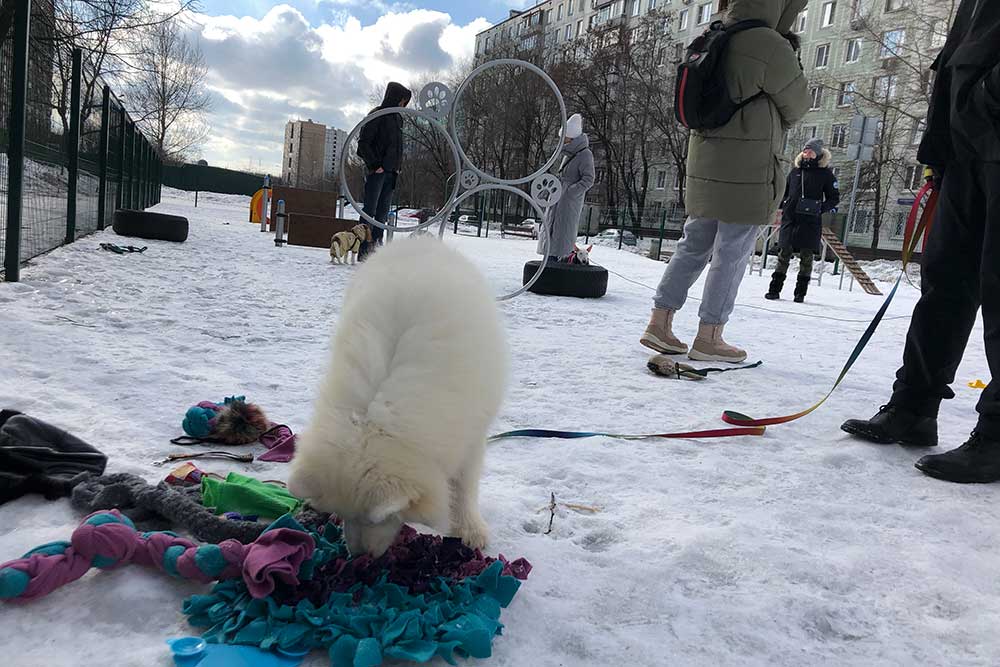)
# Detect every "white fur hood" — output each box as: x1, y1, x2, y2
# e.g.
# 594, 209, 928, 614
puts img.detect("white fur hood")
795, 149, 832, 168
